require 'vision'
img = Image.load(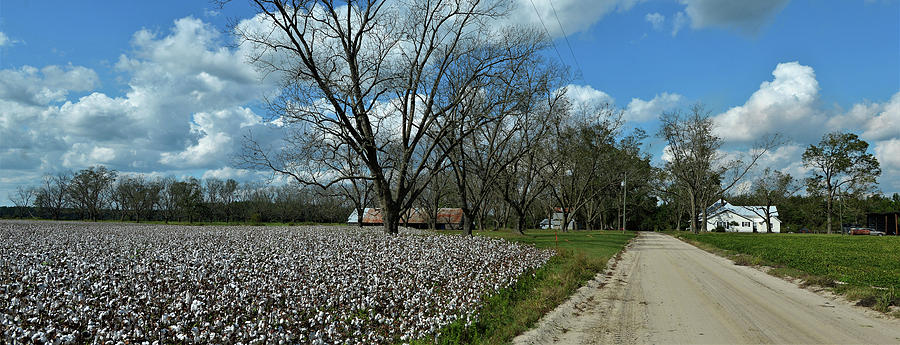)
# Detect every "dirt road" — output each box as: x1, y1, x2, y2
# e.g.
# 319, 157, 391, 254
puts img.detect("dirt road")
514, 232, 900, 344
